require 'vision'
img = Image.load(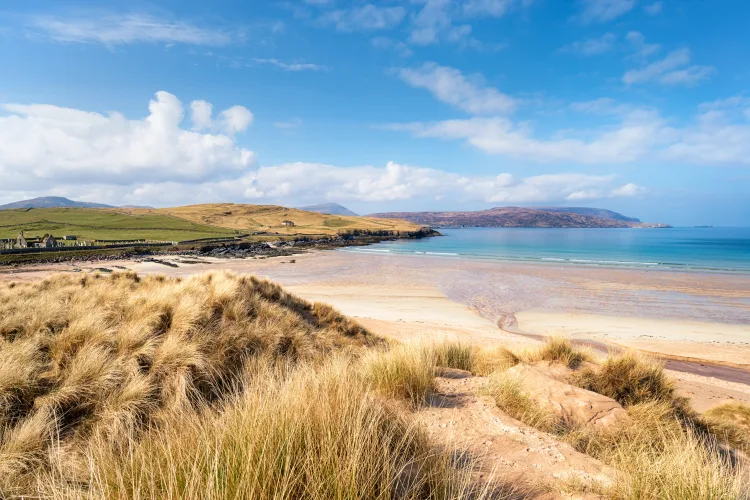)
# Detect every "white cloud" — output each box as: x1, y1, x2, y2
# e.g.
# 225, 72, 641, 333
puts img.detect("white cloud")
398, 63, 516, 114
250, 58, 327, 71
31, 13, 231, 46
643, 2, 663, 15
0, 92, 255, 189
623, 48, 713, 85
388, 110, 665, 164
219, 106, 254, 135
111, 163, 643, 207
578, 0, 636, 23
462, 0, 529, 17
559, 33, 616, 55
319, 4, 406, 32
371, 36, 413, 57
387, 79, 750, 167
625, 31, 661, 59
190, 100, 213, 130
408, 0, 474, 46
611, 183, 646, 197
